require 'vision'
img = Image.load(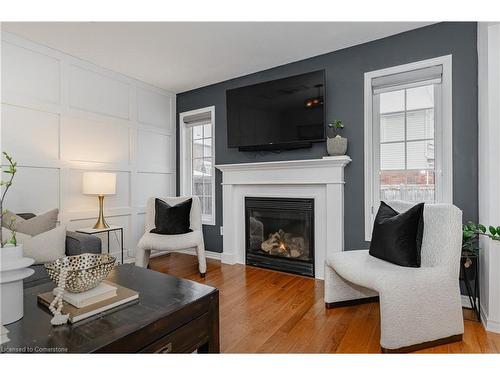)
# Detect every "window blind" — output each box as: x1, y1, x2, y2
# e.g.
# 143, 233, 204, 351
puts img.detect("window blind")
372, 65, 443, 94
183, 111, 212, 127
